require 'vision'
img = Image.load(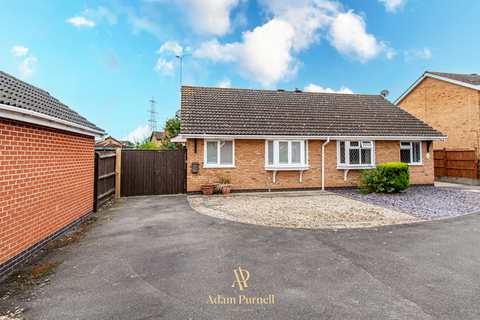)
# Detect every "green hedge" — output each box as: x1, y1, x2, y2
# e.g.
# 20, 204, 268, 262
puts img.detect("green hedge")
358, 162, 410, 193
